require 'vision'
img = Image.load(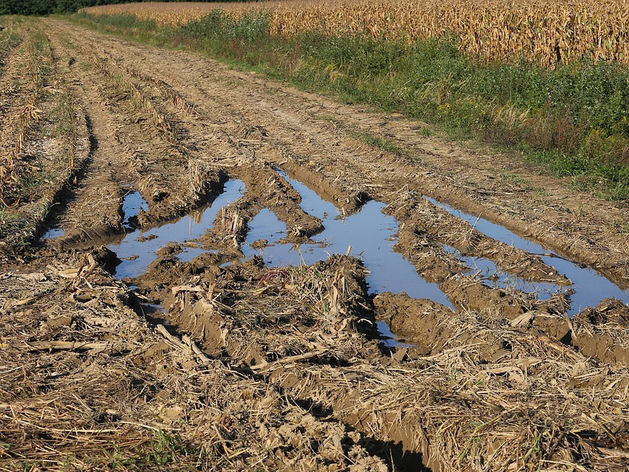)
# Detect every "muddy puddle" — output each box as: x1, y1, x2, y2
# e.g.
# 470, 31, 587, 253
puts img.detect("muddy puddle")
376, 320, 413, 348
42, 227, 64, 239
426, 197, 629, 314
108, 179, 246, 278
102, 168, 458, 346
121, 191, 148, 230
442, 244, 560, 300
243, 168, 454, 309
44, 165, 628, 349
